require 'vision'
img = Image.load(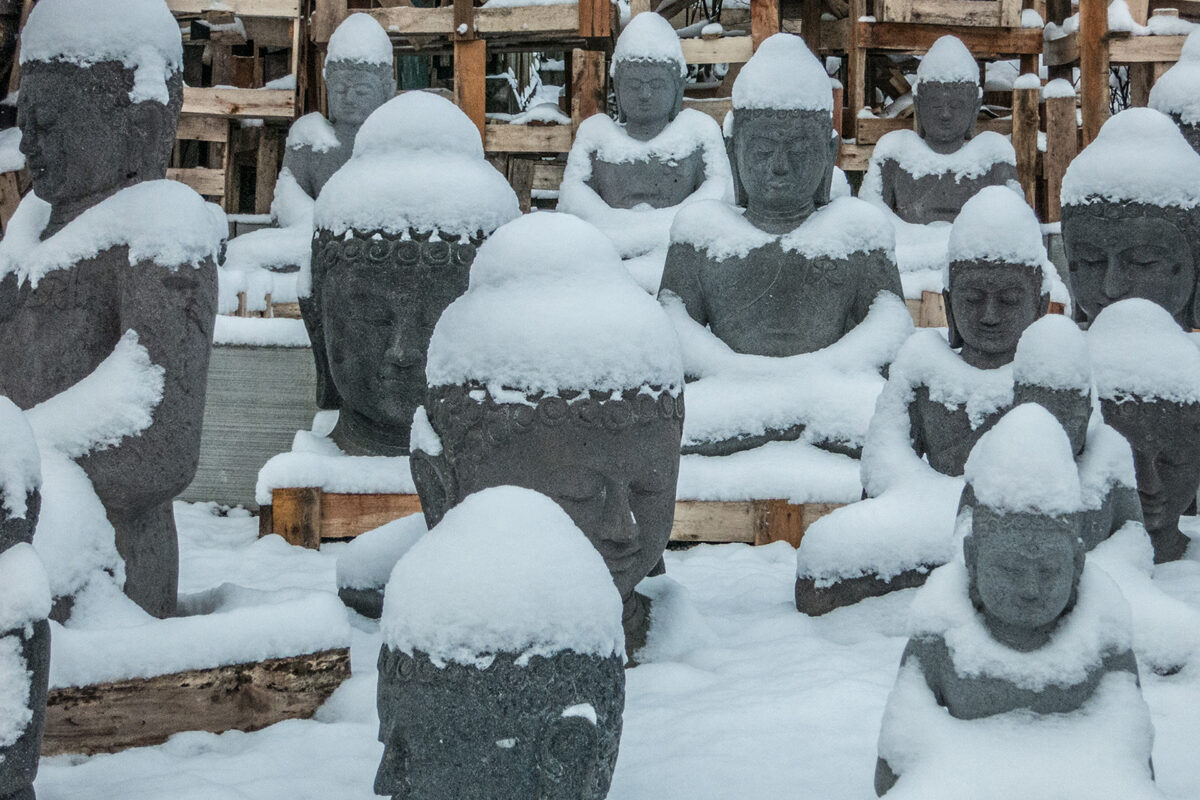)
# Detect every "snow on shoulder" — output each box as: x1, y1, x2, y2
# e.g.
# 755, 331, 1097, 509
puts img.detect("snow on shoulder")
1088, 298, 1200, 404
314, 92, 517, 237
781, 196, 895, 258
1062, 107, 1200, 209
945, 187, 1058, 296
732, 33, 832, 113
285, 113, 340, 154
0, 398, 40, 520
964, 403, 1083, 516
426, 213, 684, 395
325, 13, 392, 69
381, 486, 625, 667
1013, 314, 1091, 393
611, 11, 686, 77
915, 35, 980, 89
20, 0, 182, 104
